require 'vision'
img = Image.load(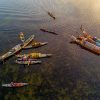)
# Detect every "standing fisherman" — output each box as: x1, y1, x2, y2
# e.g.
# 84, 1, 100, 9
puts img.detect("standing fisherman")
19, 32, 25, 42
